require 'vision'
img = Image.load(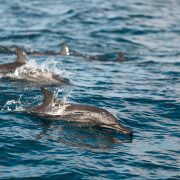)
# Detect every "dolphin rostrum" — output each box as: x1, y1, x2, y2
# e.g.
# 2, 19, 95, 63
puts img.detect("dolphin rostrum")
0, 48, 26, 73
26, 87, 133, 136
